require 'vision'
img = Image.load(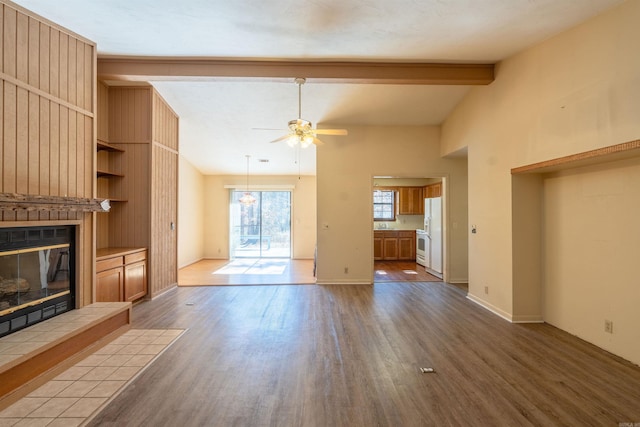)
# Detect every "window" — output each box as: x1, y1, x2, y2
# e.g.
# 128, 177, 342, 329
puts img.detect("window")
230, 190, 291, 258
373, 190, 396, 221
